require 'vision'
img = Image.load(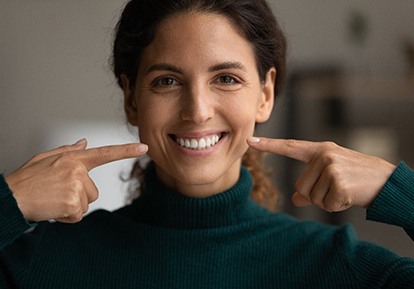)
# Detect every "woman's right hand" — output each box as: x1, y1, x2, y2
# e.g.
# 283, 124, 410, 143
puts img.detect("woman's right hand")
4, 139, 148, 223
